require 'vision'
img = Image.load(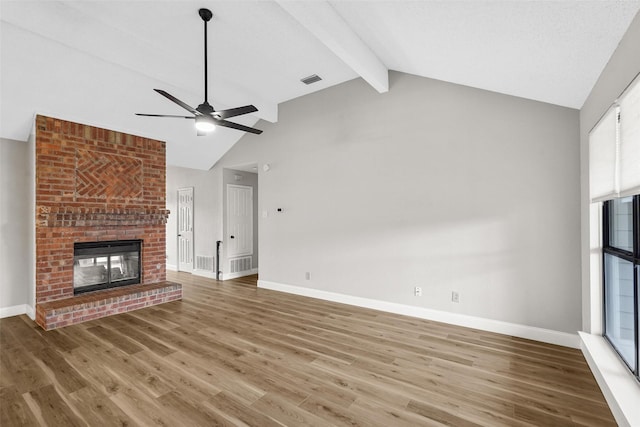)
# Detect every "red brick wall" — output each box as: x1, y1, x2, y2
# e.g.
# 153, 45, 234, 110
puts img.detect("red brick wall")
35, 115, 169, 306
